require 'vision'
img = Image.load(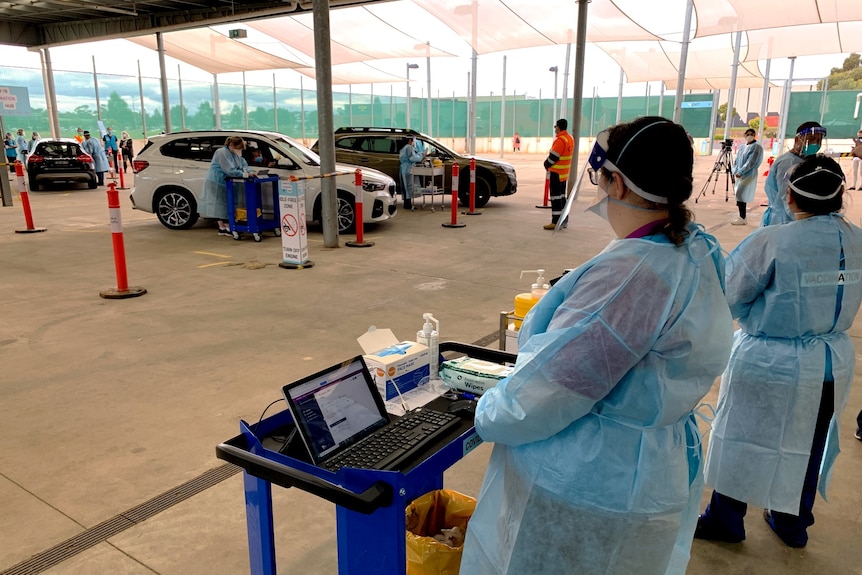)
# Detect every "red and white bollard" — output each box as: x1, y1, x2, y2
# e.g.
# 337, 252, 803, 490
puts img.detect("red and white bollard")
117, 150, 128, 190
14, 161, 46, 234
442, 163, 465, 229
100, 182, 146, 299
537, 170, 551, 209
107, 149, 117, 180
346, 169, 374, 248
465, 157, 481, 215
